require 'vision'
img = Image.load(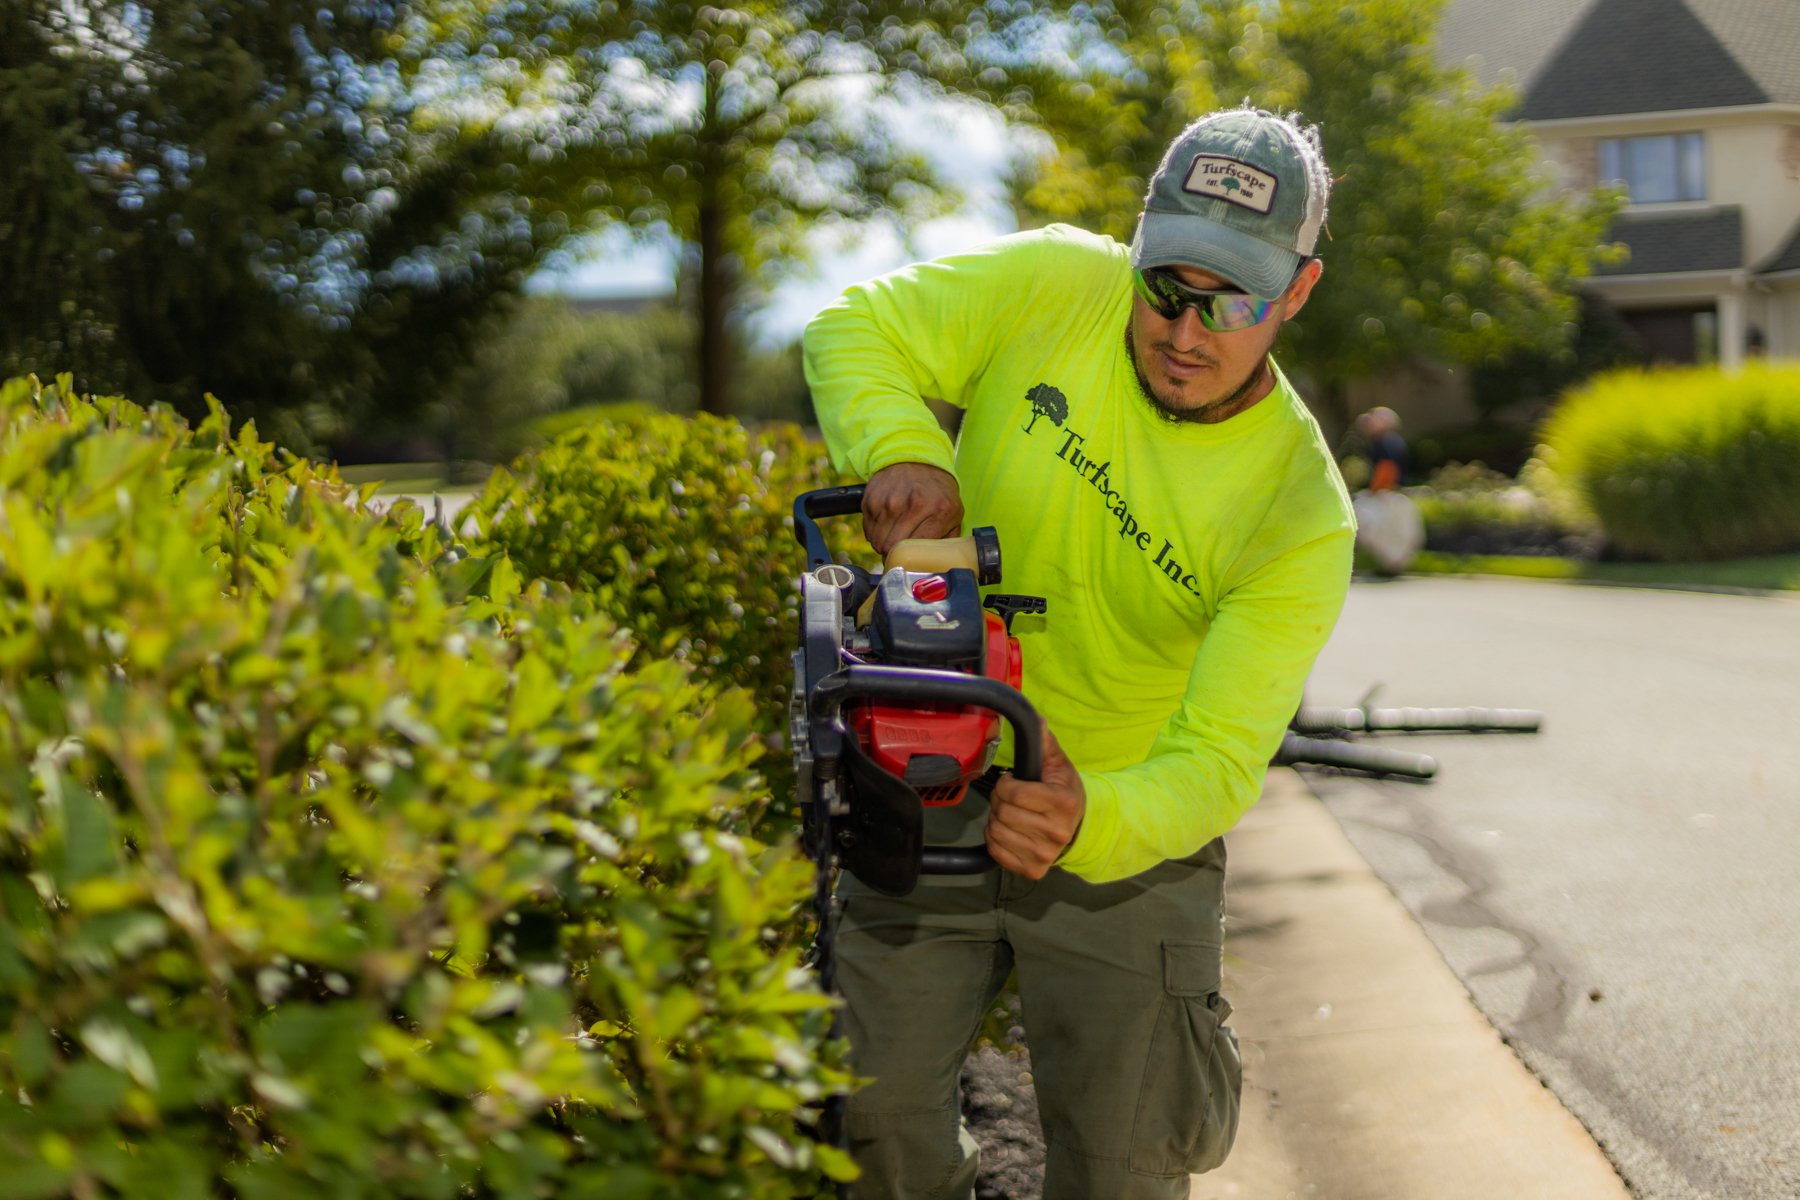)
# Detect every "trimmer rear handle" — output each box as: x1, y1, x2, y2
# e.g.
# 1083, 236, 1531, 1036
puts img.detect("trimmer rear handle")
794, 485, 866, 569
